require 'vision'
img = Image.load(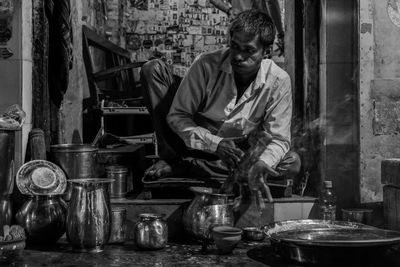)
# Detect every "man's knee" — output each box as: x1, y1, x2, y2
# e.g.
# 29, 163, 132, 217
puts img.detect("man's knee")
276, 151, 301, 178
286, 151, 301, 174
